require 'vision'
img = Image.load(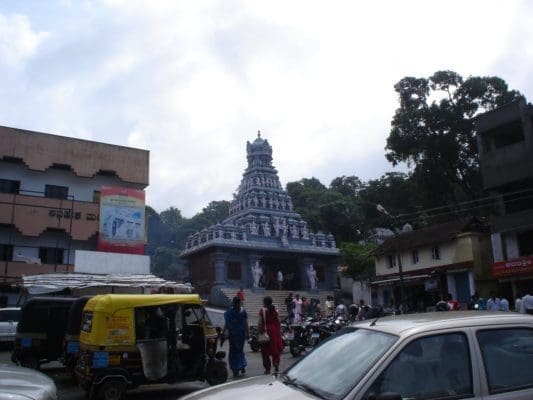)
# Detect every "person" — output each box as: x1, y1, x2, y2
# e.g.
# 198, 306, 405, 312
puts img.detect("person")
236, 287, 245, 305
258, 296, 283, 374
284, 293, 293, 321
522, 293, 533, 314
292, 294, 303, 323
446, 293, 460, 310
277, 270, 283, 290
301, 297, 309, 317
514, 293, 523, 313
357, 299, 367, 320
222, 297, 249, 378
487, 291, 501, 311
499, 295, 509, 311
325, 296, 335, 317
